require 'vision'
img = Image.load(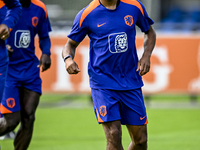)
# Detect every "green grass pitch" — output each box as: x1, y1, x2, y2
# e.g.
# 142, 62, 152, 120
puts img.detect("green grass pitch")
0, 94, 200, 150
